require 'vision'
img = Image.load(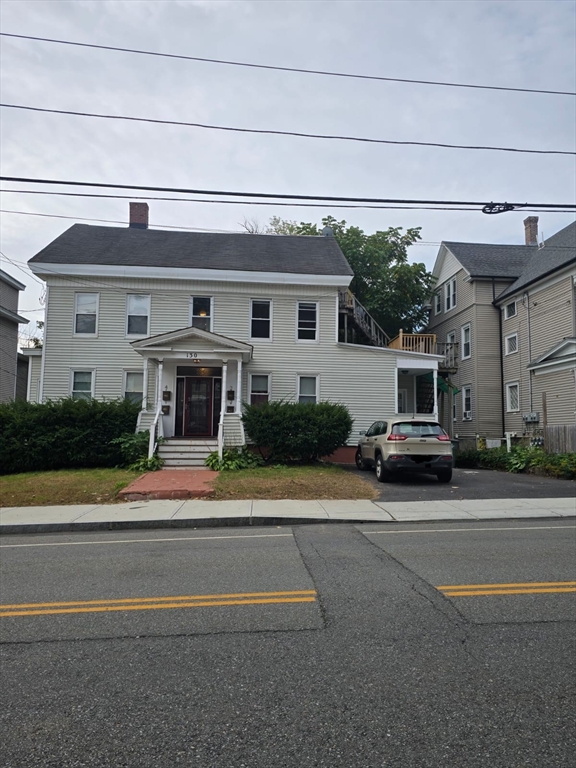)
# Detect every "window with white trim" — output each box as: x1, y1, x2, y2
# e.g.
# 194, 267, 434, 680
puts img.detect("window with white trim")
445, 278, 457, 311
71, 370, 94, 401
462, 385, 472, 420
298, 375, 318, 404
251, 300, 272, 340
126, 294, 150, 336
74, 293, 98, 335
452, 395, 457, 422
250, 374, 270, 405
297, 302, 318, 341
190, 297, 212, 331
124, 371, 144, 405
506, 382, 520, 412
505, 333, 518, 355
398, 389, 408, 413
505, 301, 517, 319
447, 331, 456, 345
461, 324, 471, 359
434, 293, 442, 315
